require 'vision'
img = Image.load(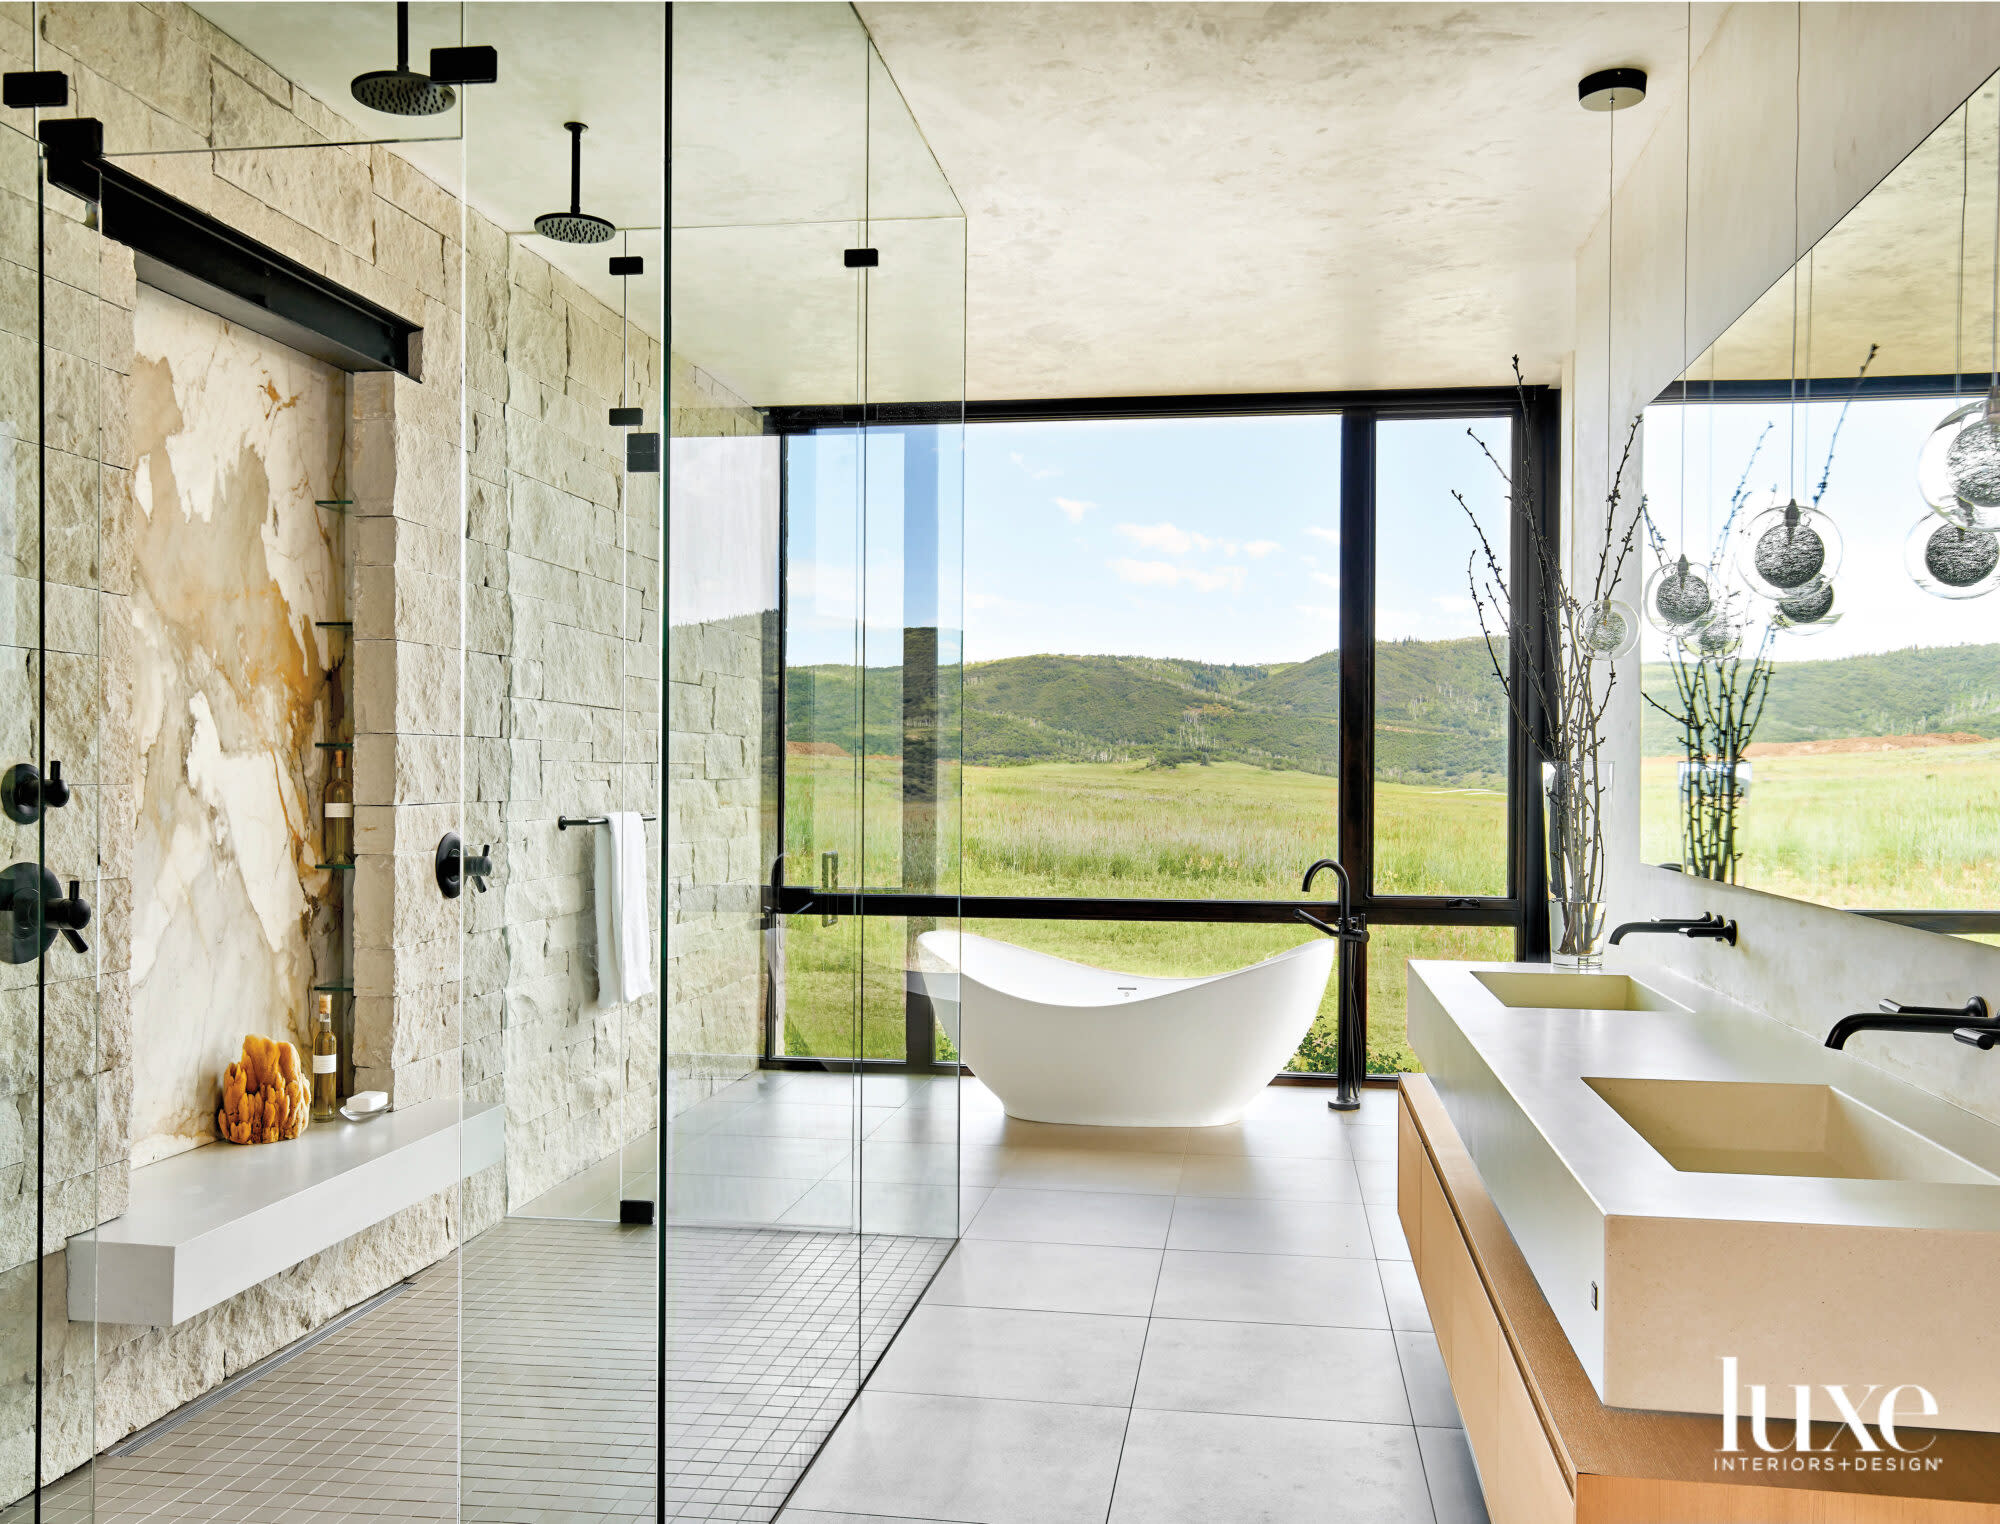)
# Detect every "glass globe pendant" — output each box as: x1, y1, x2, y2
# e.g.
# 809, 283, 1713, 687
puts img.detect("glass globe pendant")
1917, 391, 2000, 529
1905, 512, 2000, 599
1737, 499, 1842, 600
1643, 554, 1714, 634
1578, 597, 1638, 658
1679, 603, 1746, 659
1771, 575, 1840, 632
